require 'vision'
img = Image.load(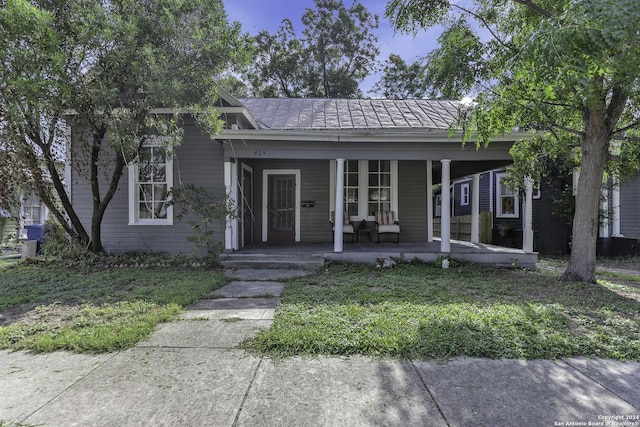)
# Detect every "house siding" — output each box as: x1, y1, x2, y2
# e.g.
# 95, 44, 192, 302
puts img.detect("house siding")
620, 174, 640, 238
398, 161, 427, 242
71, 117, 225, 255
252, 159, 330, 243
